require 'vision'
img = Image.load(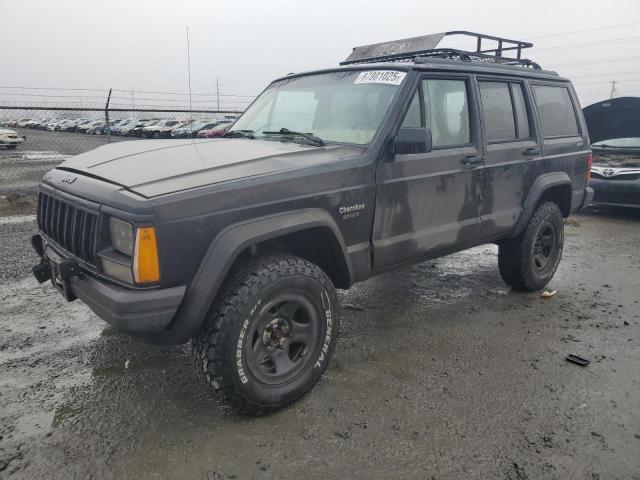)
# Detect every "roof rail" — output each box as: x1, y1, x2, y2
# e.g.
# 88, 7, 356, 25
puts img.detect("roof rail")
340, 31, 541, 70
